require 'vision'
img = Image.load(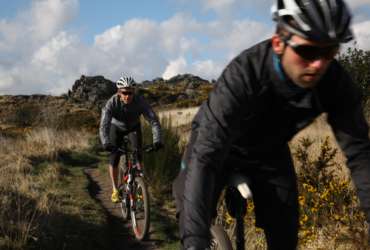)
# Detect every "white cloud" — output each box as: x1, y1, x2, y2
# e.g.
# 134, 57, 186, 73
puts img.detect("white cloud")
0, 73, 15, 91
216, 20, 273, 59
162, 57, 223, 81
32, 32, 74, 70
203, 0, 236, 13
191, 60, 223, 80
348, 0, 370, 9
162, 57, 188, 80
29, 0, 78, 41
1, 0, 370, 95
0, 0, 79, 94
353, 20, 370, 50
